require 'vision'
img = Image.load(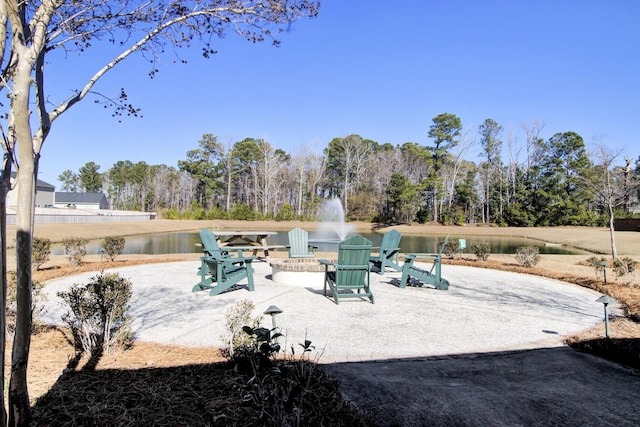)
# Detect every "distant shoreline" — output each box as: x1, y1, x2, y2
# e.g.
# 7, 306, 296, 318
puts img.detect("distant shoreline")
11, 219, 638, 257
